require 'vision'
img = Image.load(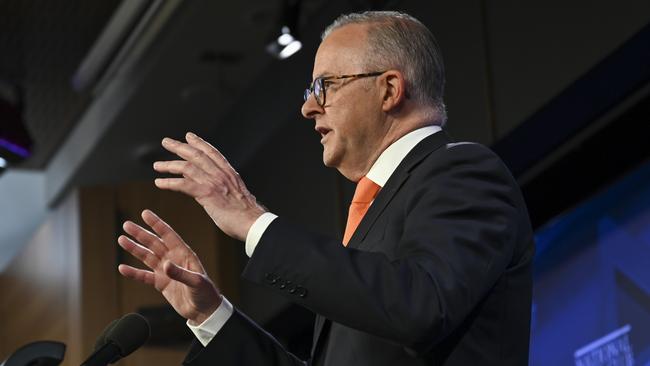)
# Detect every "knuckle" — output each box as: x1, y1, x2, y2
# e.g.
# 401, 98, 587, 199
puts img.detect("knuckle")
221, 185, 230, 195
